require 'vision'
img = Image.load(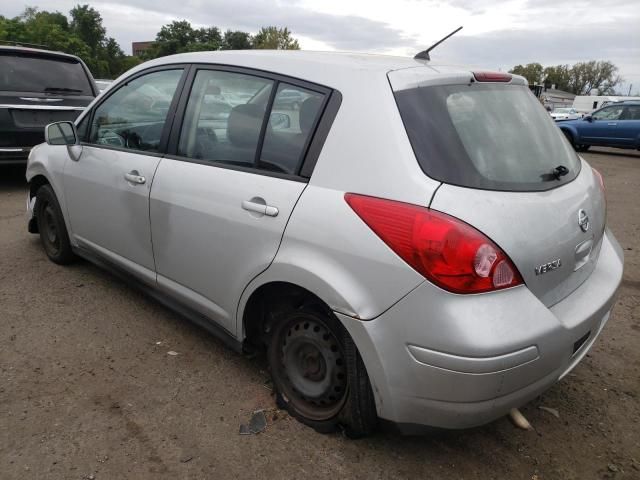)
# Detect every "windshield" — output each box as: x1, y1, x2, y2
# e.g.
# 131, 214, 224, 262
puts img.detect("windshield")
0, 52, 93, 95
394, 83, 581, 191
